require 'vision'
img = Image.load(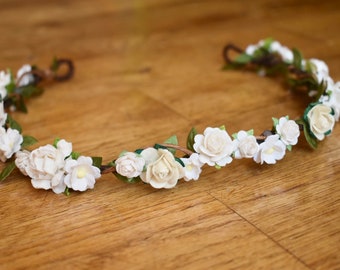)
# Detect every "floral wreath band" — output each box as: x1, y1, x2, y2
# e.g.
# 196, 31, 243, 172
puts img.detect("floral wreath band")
0, 38, 338, 194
